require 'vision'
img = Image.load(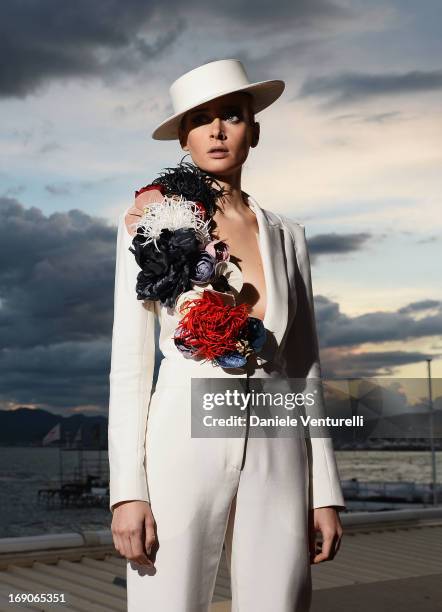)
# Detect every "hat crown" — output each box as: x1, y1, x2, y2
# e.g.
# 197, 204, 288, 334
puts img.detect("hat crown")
152, 58, 285, 140
169, 59, 251, 116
